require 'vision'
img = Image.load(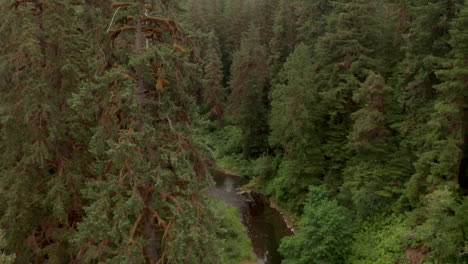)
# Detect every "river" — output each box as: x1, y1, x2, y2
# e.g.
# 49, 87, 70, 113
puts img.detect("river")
207, 172, 293, 264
